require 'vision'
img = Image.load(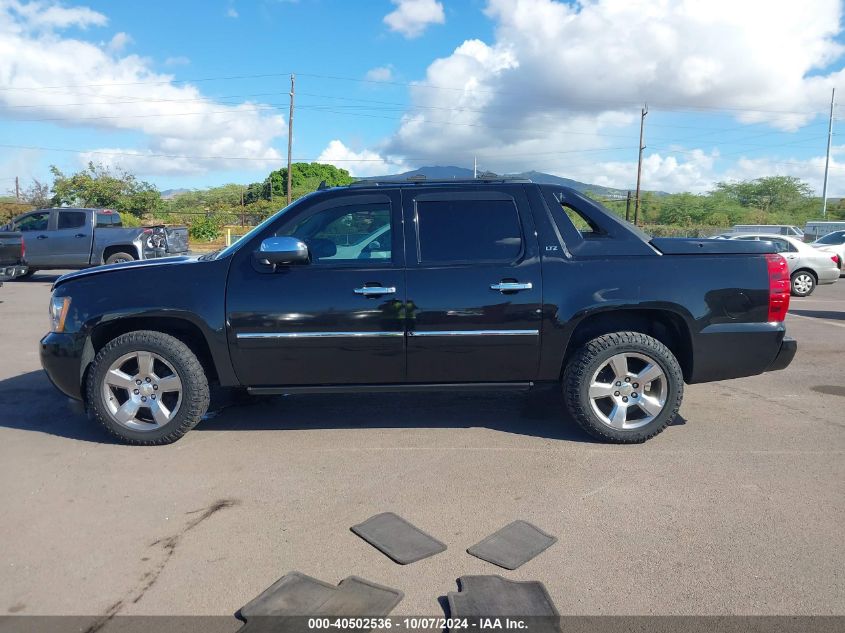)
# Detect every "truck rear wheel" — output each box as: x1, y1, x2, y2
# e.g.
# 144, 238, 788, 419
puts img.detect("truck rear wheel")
563, 331, 684, 443
85, 330, 209, 445
105, 251, 135, 265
